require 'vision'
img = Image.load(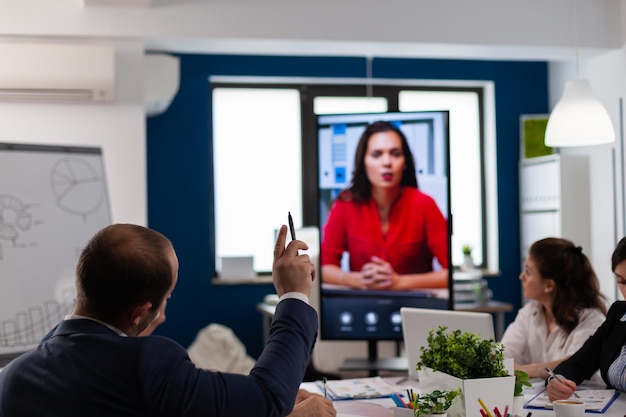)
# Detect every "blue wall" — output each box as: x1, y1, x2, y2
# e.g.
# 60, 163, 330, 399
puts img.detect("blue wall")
146, 54, 549, 358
